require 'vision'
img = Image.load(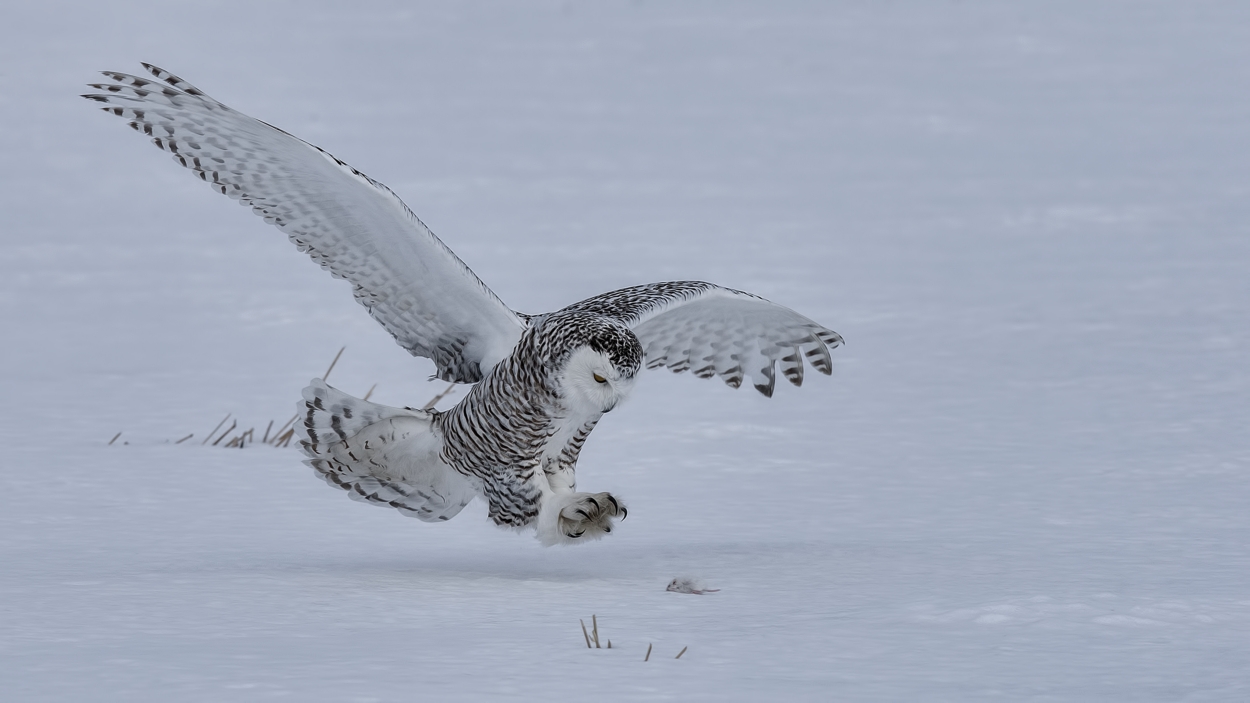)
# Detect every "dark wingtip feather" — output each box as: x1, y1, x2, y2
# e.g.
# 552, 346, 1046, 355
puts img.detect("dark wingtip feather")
754, 363, 777, 397
141, 63, 207, 96
819, 329, 845, 348
780, 350, 803, 387
141, 63, 169, 81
